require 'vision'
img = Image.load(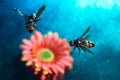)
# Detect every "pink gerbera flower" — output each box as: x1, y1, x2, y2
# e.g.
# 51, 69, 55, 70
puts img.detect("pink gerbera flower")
20, 31, 73, 80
